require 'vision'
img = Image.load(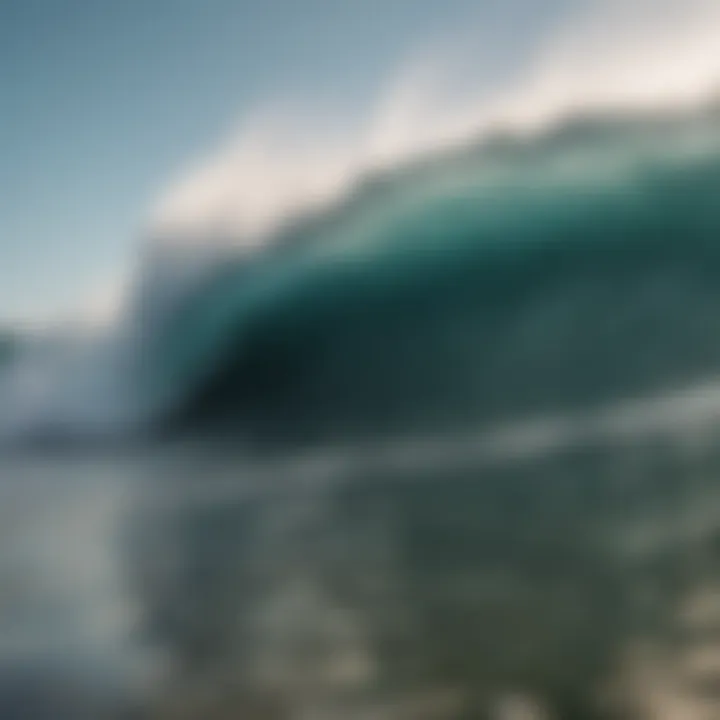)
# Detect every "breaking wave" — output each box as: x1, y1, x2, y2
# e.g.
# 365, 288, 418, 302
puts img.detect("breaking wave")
5, 0, 720, 445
